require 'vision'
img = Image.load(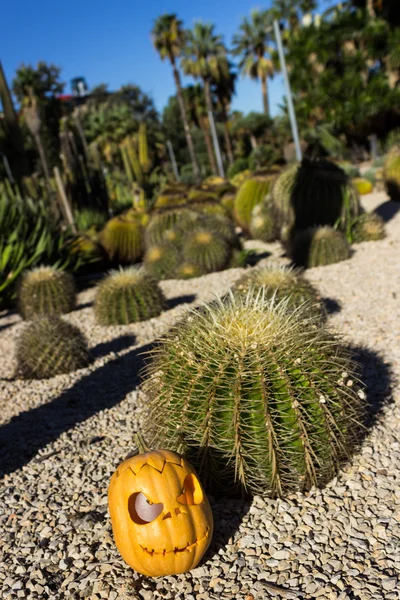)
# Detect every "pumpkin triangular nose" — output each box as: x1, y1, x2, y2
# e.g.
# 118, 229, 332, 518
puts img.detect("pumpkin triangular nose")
162, 512, 172, 520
